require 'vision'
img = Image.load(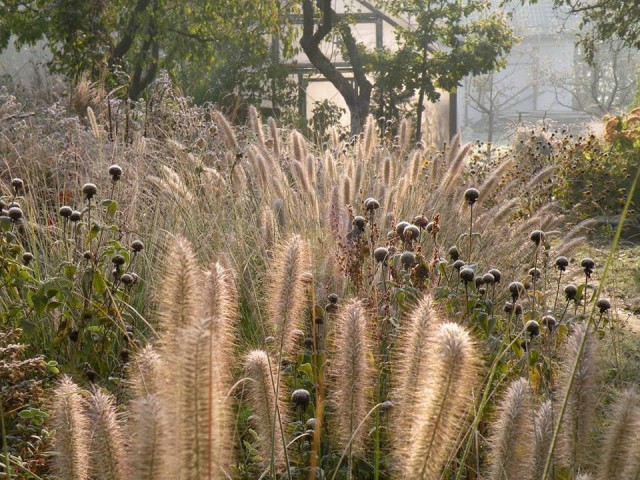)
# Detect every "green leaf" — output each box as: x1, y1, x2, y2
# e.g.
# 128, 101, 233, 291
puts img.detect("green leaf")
92, 270, 108, 295
0, 216, 12, 232
298, 362, 314, 382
